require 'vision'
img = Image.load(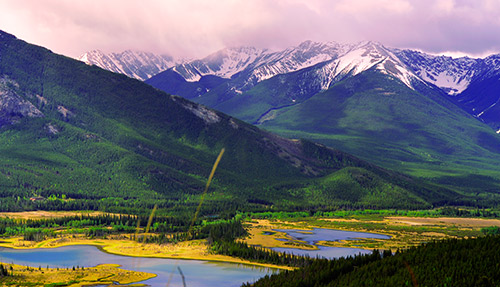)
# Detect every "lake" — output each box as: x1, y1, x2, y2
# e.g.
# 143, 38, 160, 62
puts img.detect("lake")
270, 228, 391, 259
0, 245, 274, 287
0, 228, 391, 286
